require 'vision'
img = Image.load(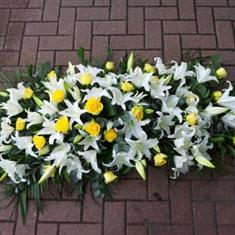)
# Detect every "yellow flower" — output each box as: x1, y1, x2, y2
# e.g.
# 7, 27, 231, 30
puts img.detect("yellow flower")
144, 63, 156, 73
215, 67, 227, 79
104, 128, 117, 142
186, 112, 198, 126
105, 61, 114, 71
16, 118, 26, 131
84, 97, 103, 115
103, 171, 118, 184
212, 91, 222, 101
120, 81, 134, 92
131, 105, 144, 121
80, 72, 93, 85
47, 70, 57, 80
84, 120, 101, 137
51, 89, 65, 103
33, 135, 46, 150
23, 87, 33, 99
55, 116, 70, 133
154, 153, 168, 167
